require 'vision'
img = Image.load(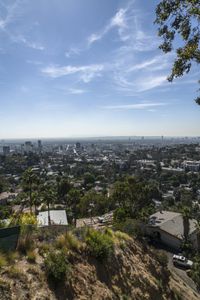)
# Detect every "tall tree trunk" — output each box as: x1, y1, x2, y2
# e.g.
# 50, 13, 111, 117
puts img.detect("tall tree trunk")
183, 216, 189, 241
29, 183, 32, 213
47, 200, 51, 225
